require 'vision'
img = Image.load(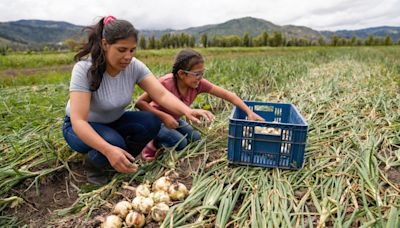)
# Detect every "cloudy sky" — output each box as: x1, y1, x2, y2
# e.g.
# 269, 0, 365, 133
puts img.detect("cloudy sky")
0, 0, 399, 31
